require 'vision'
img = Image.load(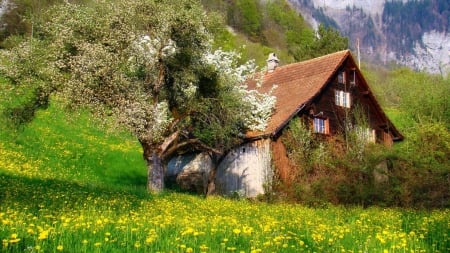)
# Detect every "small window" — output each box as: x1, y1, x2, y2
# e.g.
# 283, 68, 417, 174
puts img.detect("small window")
335, 90, 351, 108
350, 70, 356, 85
356, 127, 376, 143
338, 71, 346, 84
314, 117, 329, 134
